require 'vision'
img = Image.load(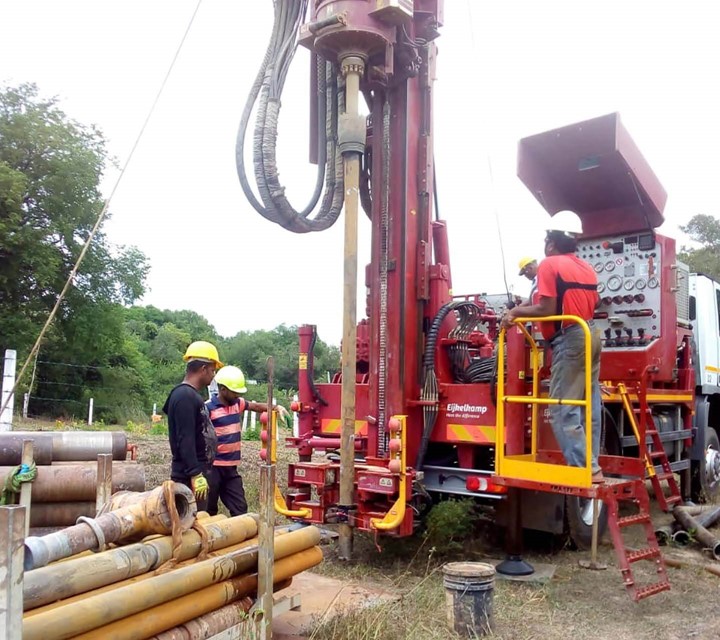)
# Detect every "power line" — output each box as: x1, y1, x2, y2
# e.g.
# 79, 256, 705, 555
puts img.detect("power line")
0, 0, 203, 417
